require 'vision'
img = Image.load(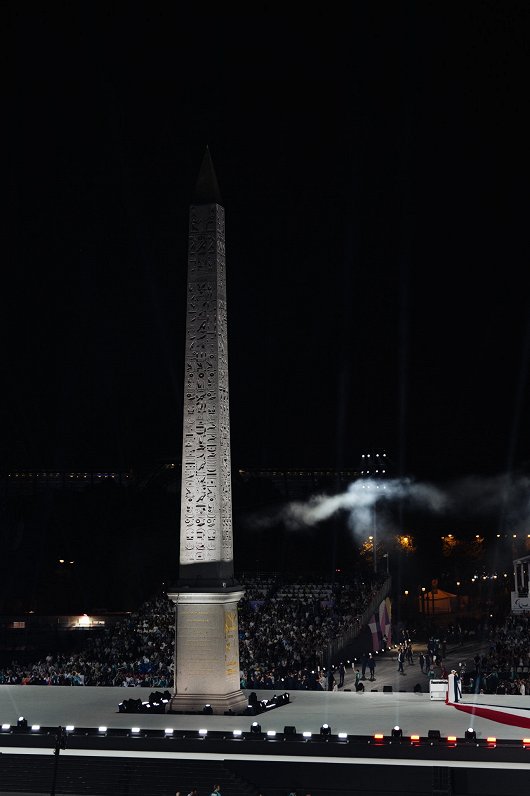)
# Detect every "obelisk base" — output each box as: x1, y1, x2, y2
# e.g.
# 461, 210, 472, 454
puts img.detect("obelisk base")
168, 588, 246, 716
169, 689, 248, 715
